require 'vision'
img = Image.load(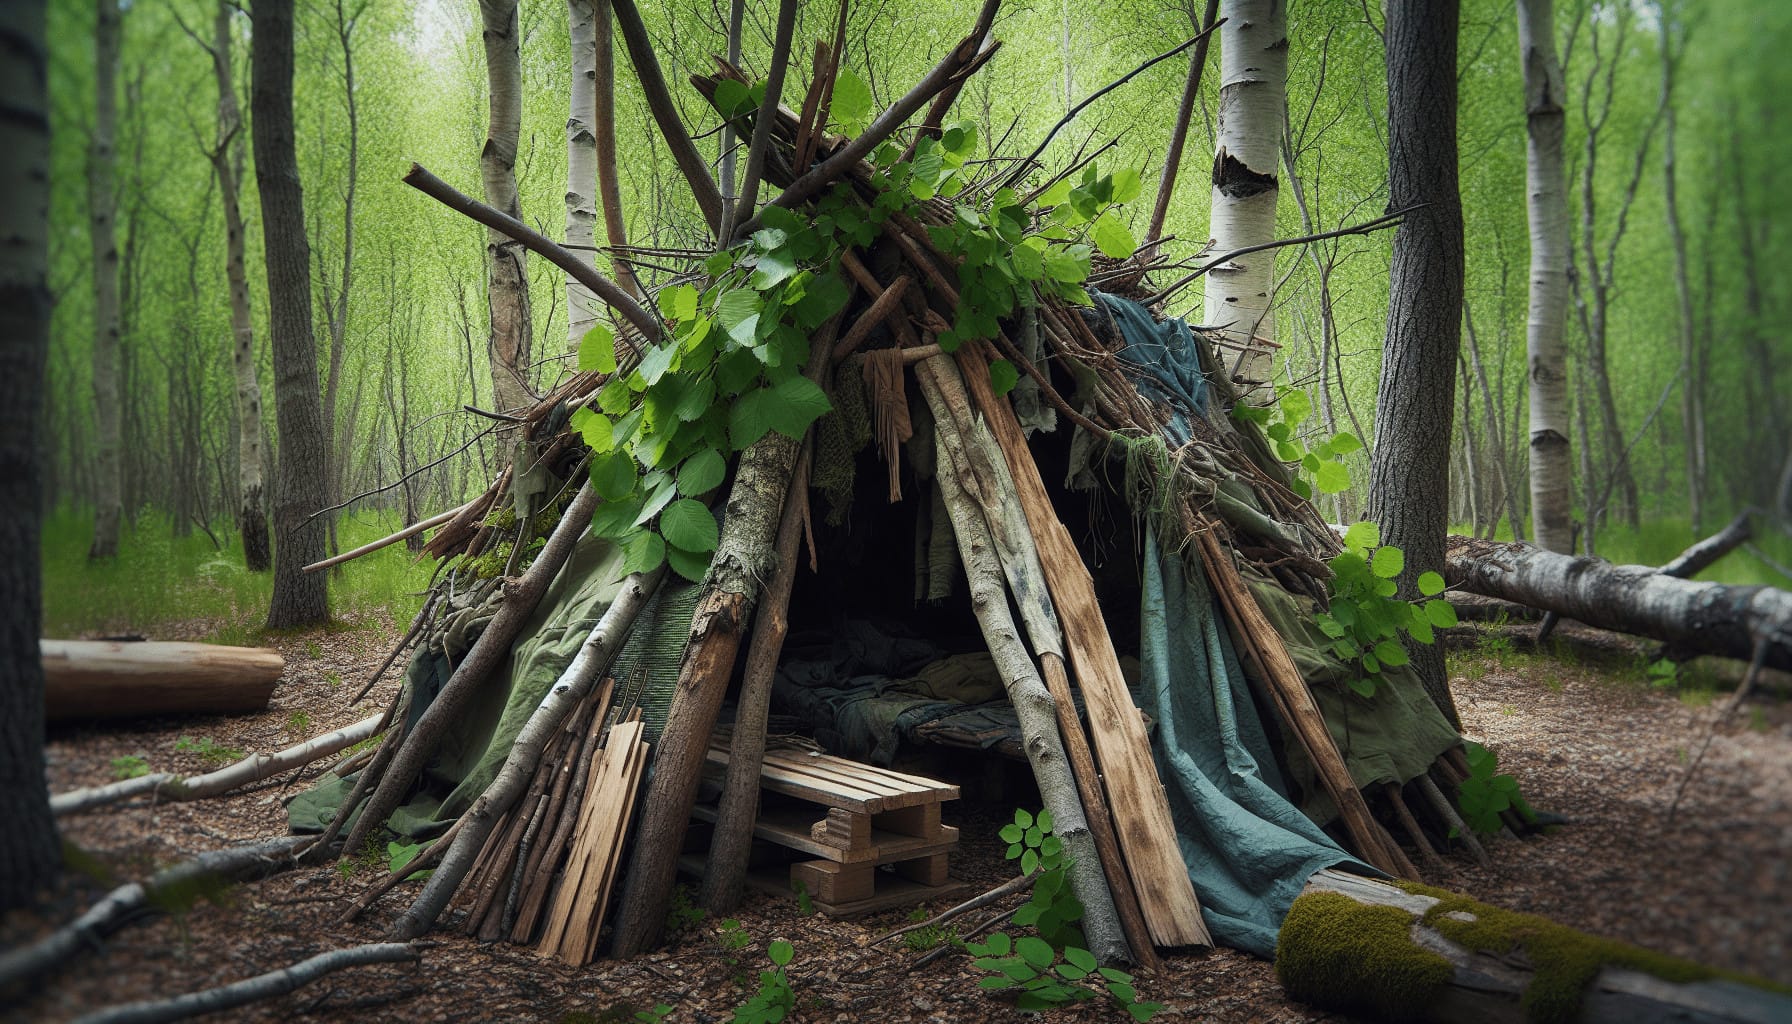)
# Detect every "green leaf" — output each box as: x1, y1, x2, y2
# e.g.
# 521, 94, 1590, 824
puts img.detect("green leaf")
1424, 599, 1459, 627
751, 227, 789, 251
1021, 849, 1039, 875
989, 359, 1020, 396
1343, 521, 1380, 551
750, 249, 798, 290
1129, 1001, 1164, 1022
1014, 809, 1033, 828
1110, 167, 1143, 203
590, 495, 645, 538
1418, 571, 1447, 597
1035, 809, 1053, 833
633, 474, 678, 526
1090, 213, 1137, 258
667, 545, 710, 582
597, 378, 633, 415
622, 530, 666, 574
768, 940, 794, 967
830, 70, 874, 133
713, 78, 751, 117
673, 377, 715, 422
1348, 676, 1377, 698
578, 324, 618, 373
1098, 968, 1132, 984
766, 375, 832, 439
1371, 545, 1405, 579
1329, 431, 1364, 454
1015, 936, 1055, 968
1278, 388, 1312, 425
571, 406, 614, 453
671, 284, 700, 322
1407, 616, 1435, 645
591, 451, 638, 501
660, 498, 719, 554
677, 449, 726, 496
1315, 460, 1351, 494
1373, 640, 1410, 667
637, 343, 678, 386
